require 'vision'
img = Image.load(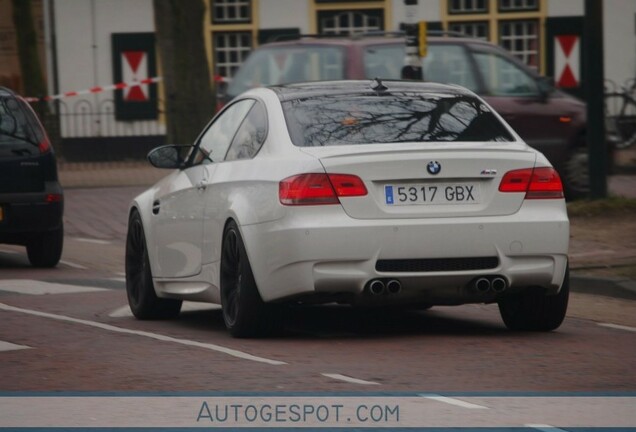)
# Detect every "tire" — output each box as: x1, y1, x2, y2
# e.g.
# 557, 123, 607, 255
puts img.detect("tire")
498, 266, 569, 332
125, 210, 182, 320
562, 144, 590, 200
220, 221, 276, 338
27, 225, 64, 268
